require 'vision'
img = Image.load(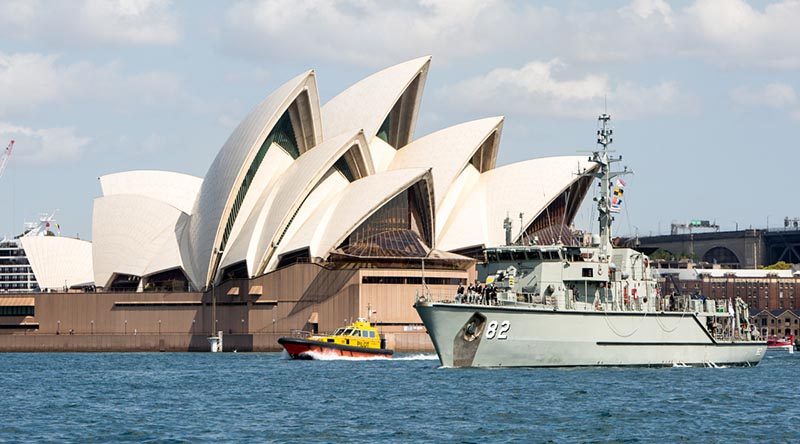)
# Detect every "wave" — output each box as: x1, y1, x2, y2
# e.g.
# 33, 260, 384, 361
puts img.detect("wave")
286, 351, 439, 361
393, 354, 439, 361
299, 351, 391, 361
